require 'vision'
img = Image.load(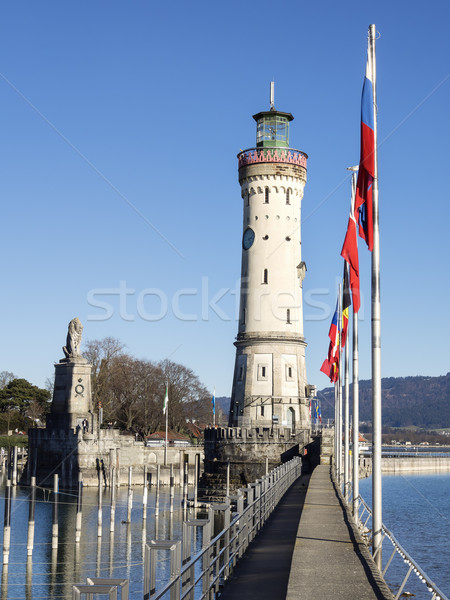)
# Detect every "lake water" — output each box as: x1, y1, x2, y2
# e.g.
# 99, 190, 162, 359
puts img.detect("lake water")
1, 469, 449, 599
359, 472, 450, 599
0, 472, 197, 599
